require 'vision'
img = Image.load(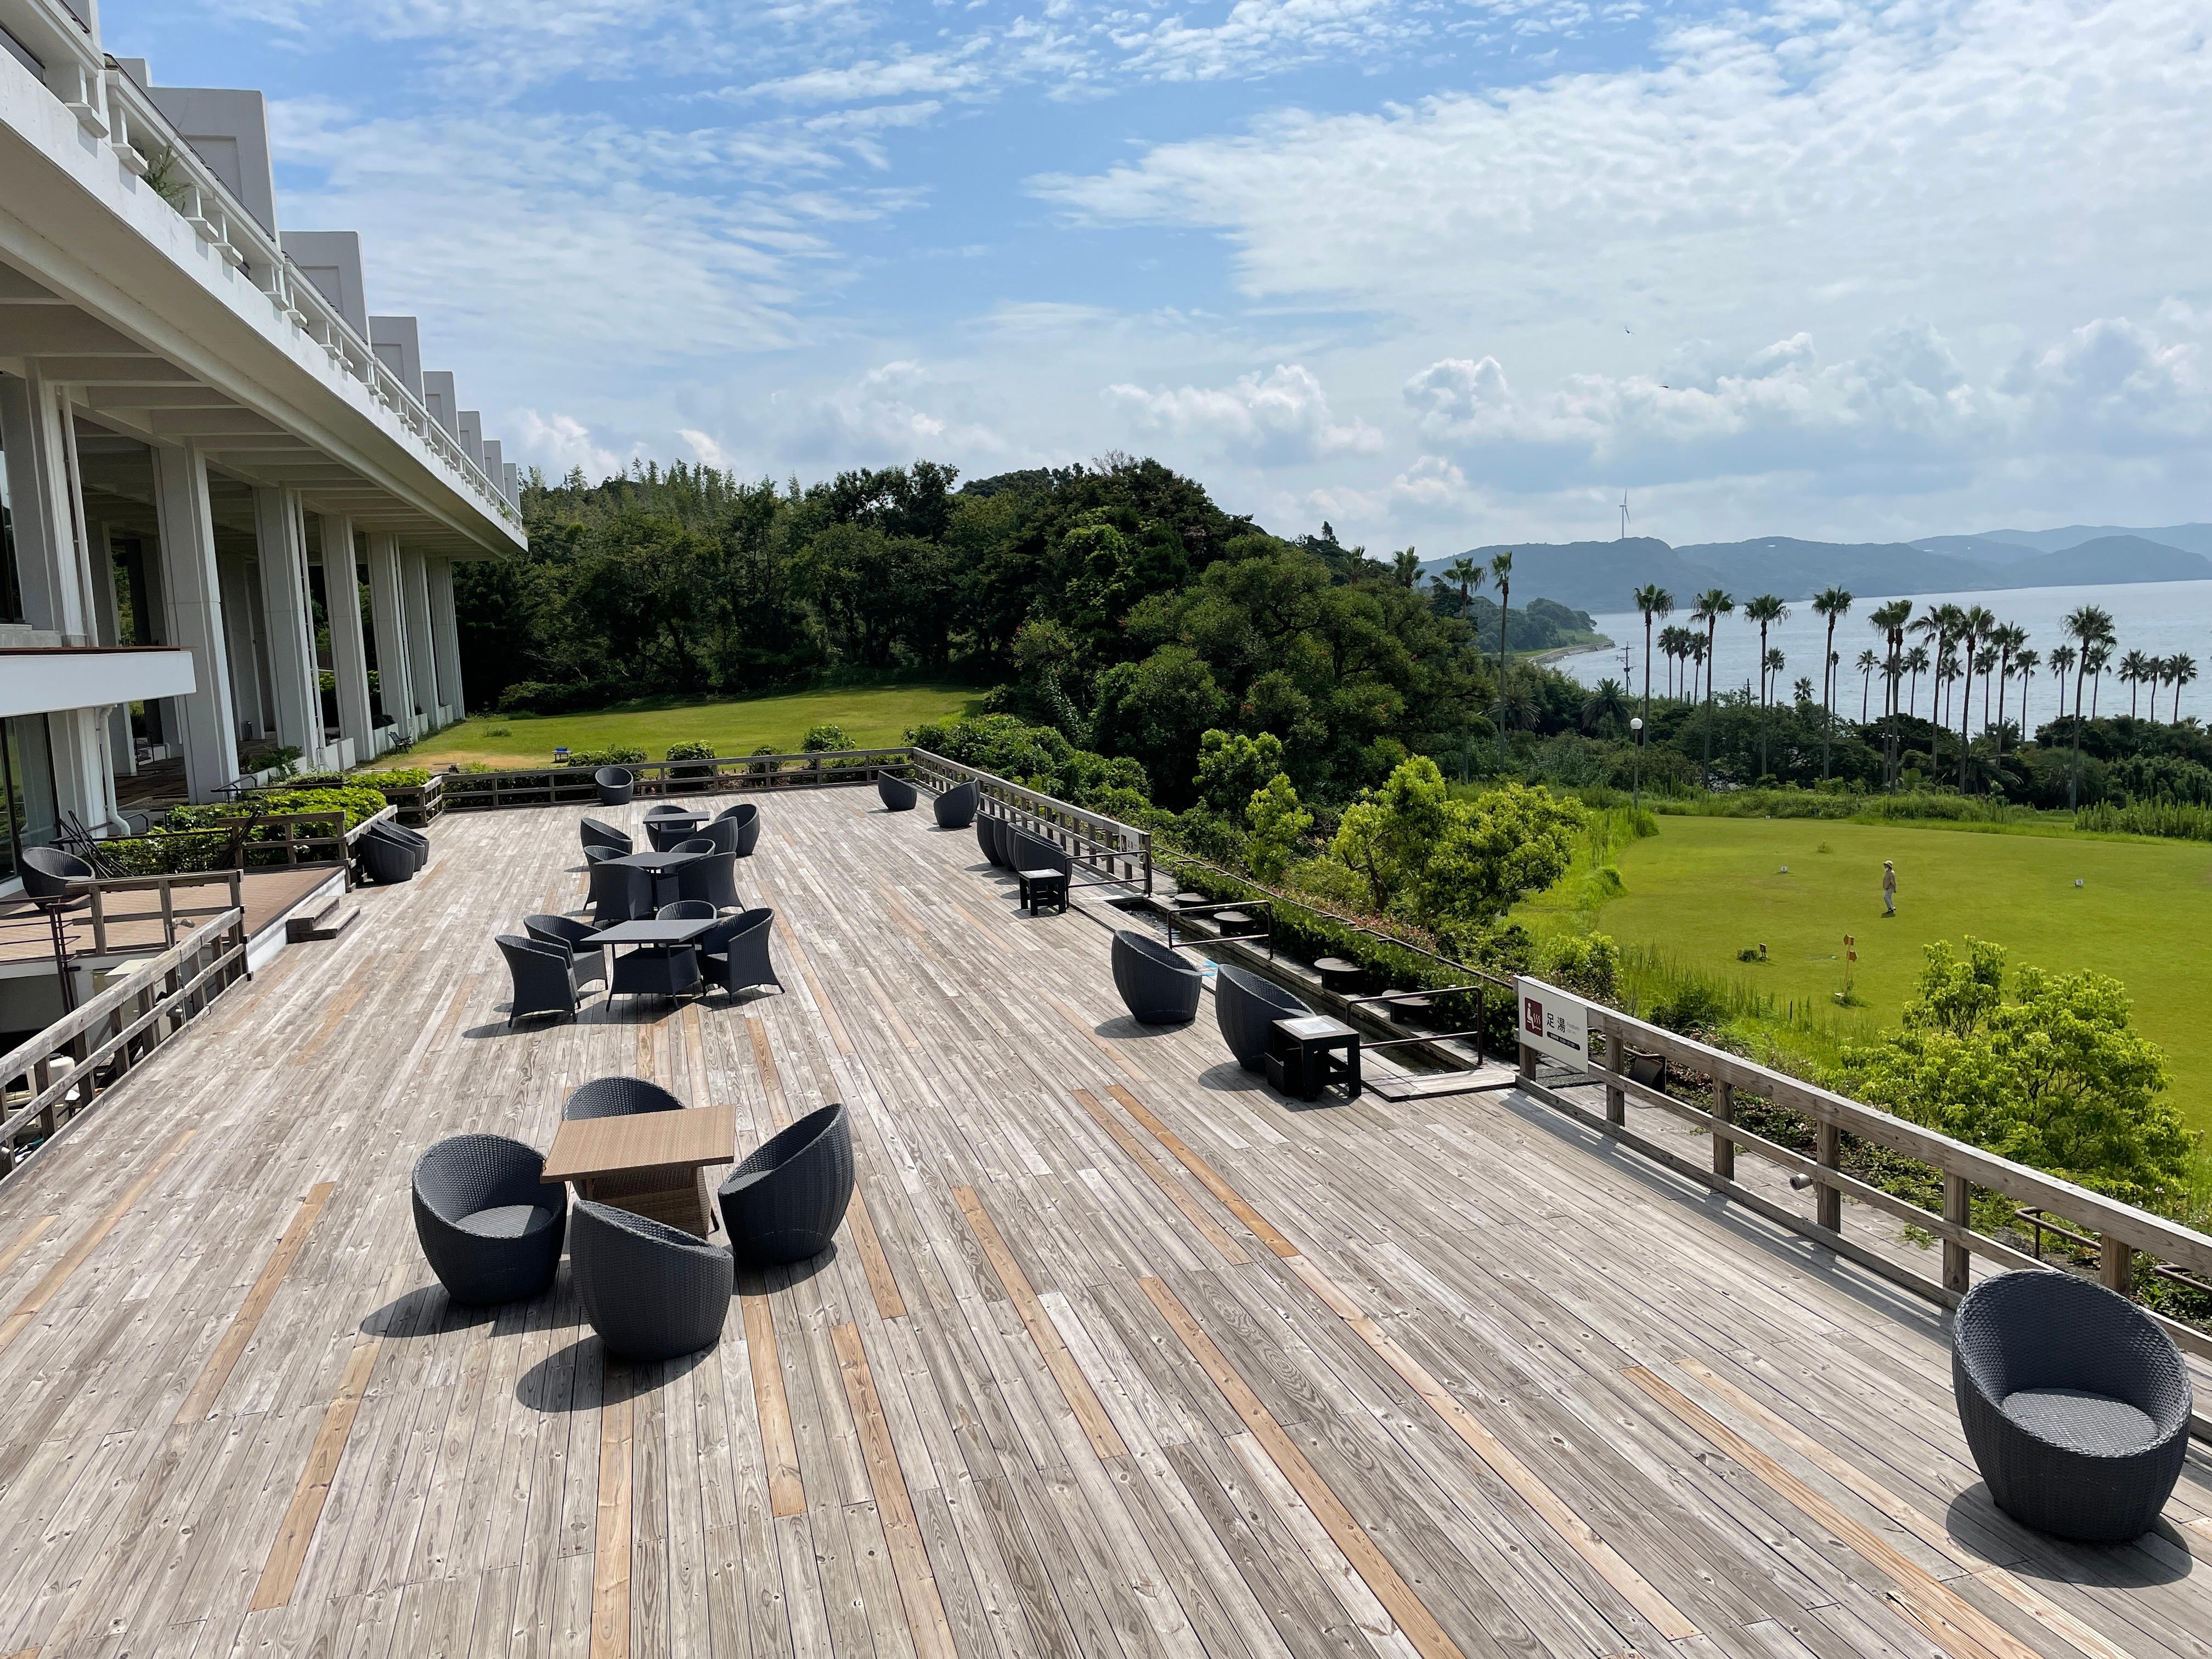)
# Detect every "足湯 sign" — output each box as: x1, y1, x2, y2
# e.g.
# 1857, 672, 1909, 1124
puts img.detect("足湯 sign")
1515, 979, 1590, 1072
